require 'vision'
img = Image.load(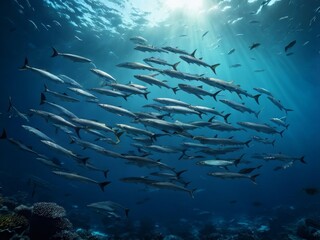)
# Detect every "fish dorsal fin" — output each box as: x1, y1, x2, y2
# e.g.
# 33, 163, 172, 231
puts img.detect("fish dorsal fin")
241, 102, 245, 105
162, 80, 168, 83
191, 49, 197, 57
150, 73, 158, 77
199, 57, 203, 60
63, 93, 68, 96
197, 85, 203, 88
